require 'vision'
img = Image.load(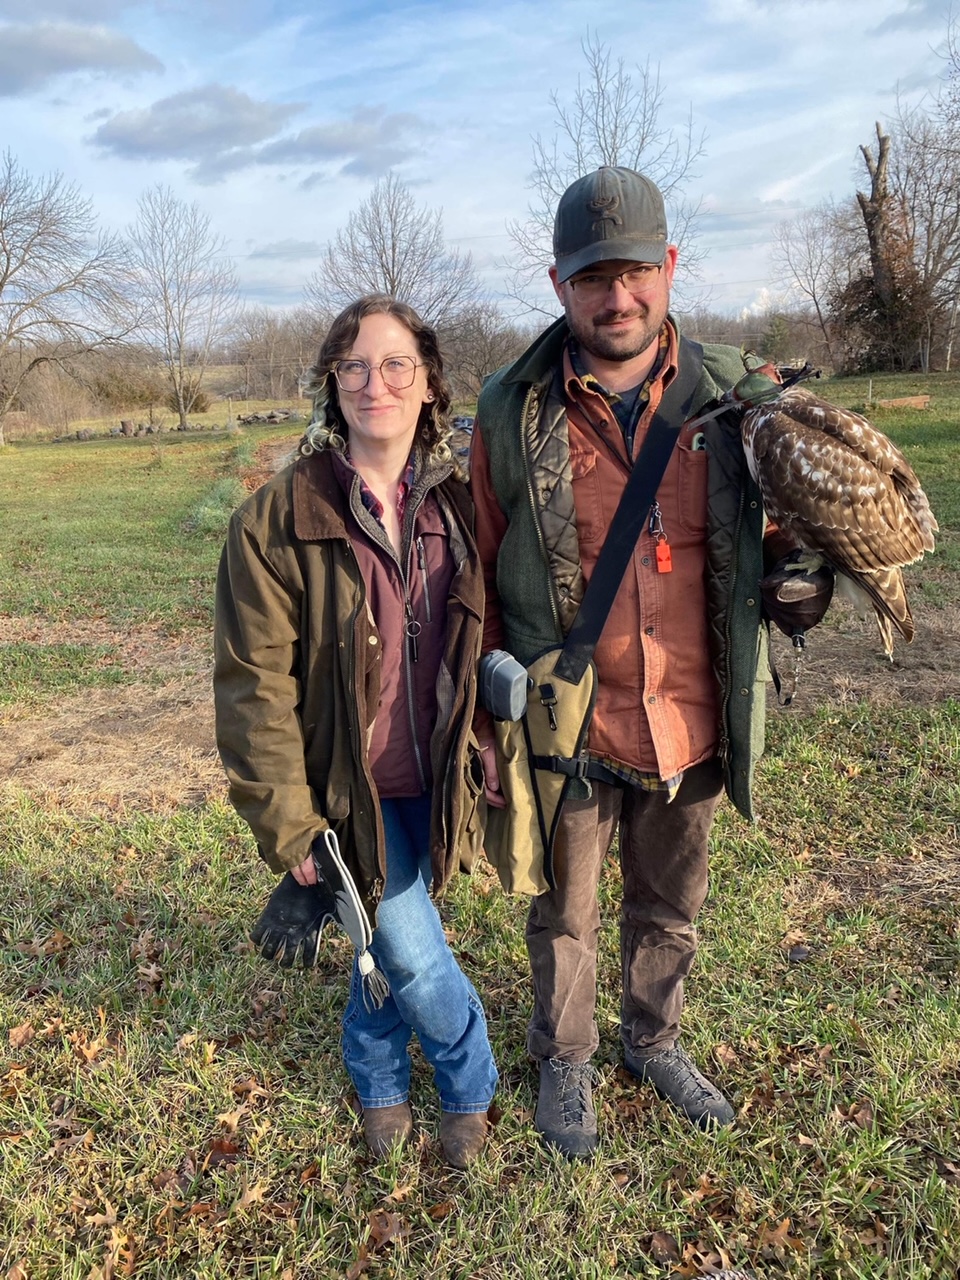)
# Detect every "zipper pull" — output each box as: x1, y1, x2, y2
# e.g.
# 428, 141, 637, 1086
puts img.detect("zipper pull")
405, 600, 421, 662
416, 536, 432, 623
